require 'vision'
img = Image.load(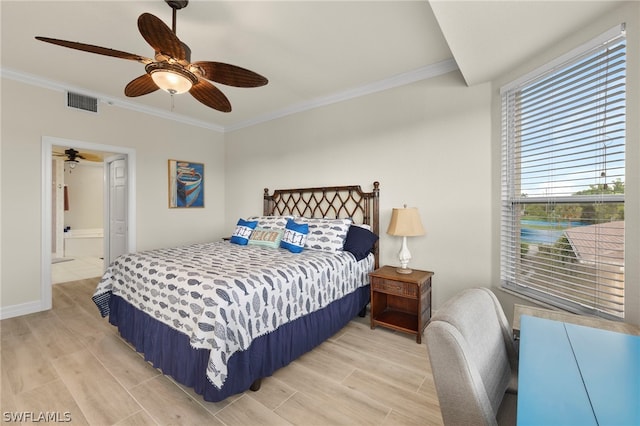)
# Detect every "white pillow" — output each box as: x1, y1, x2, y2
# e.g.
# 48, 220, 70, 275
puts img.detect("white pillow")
299, 217, 352, 252
246, 215, 293, 230
352, 223, 372, 231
